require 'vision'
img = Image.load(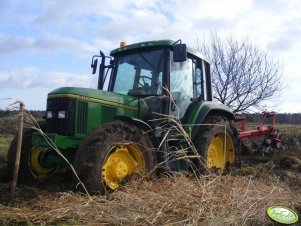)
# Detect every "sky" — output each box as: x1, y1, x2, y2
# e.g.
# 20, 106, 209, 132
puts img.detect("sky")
0, 0, 300, 113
